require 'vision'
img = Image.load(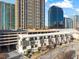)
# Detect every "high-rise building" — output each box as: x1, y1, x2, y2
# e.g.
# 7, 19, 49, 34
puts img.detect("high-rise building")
72, 15, 79, 29
48, 6, 64, 29
65, 17, 73, 28
0, 2, 15, 30
15, 0, 45, 30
